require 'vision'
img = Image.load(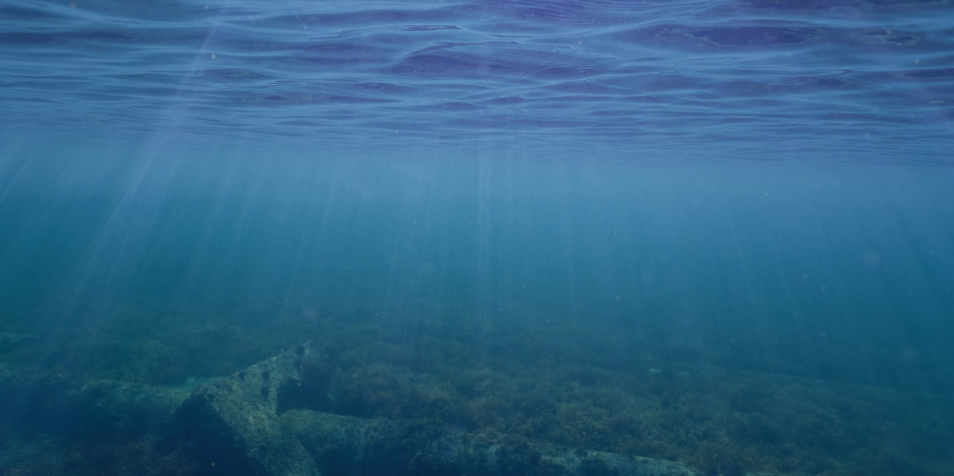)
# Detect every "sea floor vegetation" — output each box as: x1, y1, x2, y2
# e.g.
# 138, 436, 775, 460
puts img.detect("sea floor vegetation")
1, 297, 952, 476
